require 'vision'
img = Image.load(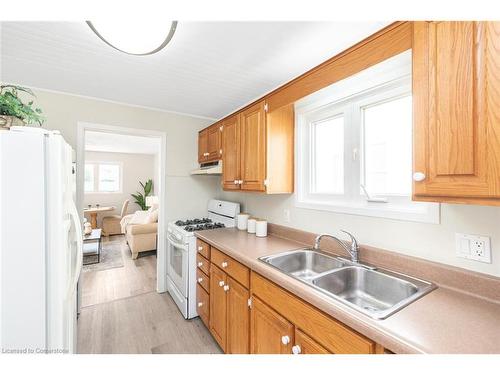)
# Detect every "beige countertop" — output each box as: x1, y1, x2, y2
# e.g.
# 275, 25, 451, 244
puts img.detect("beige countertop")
196, 228, 500, 354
